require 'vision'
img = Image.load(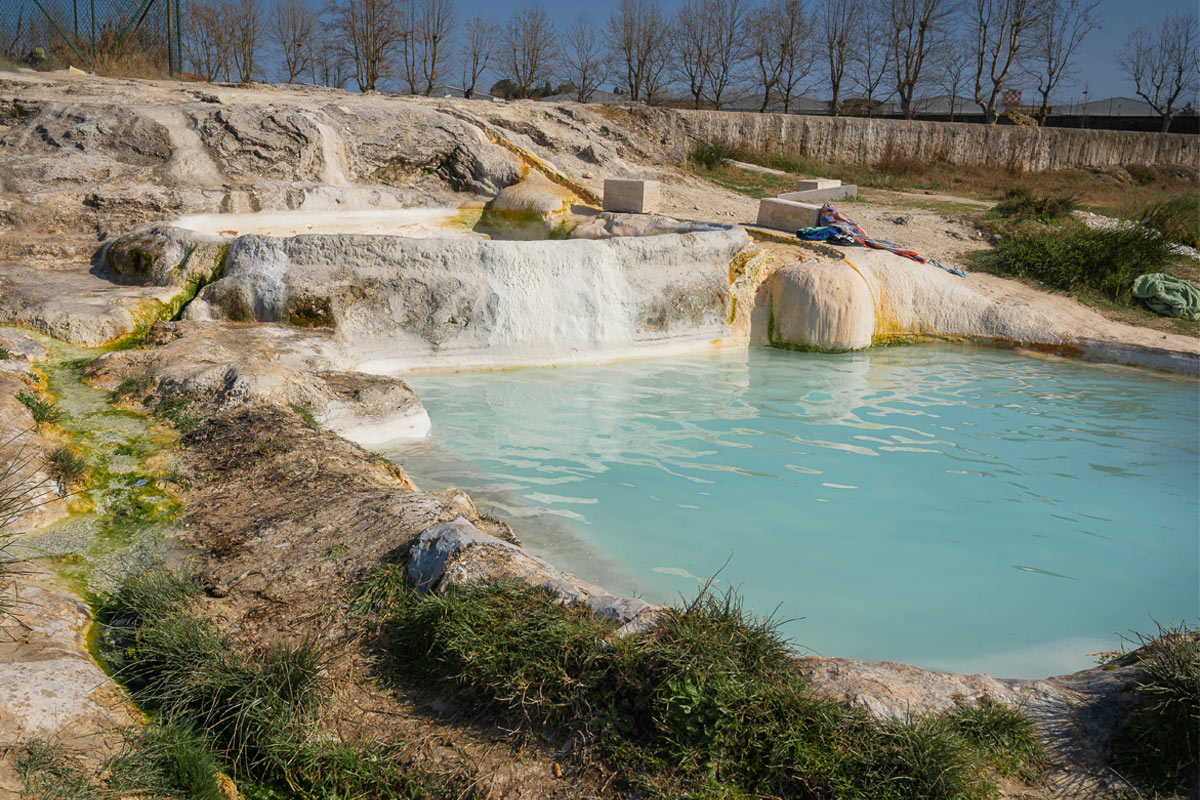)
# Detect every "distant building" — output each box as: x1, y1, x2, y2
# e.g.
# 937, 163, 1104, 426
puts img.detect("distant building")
1052, 96, 1159, 117
910, 95, 979, 117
